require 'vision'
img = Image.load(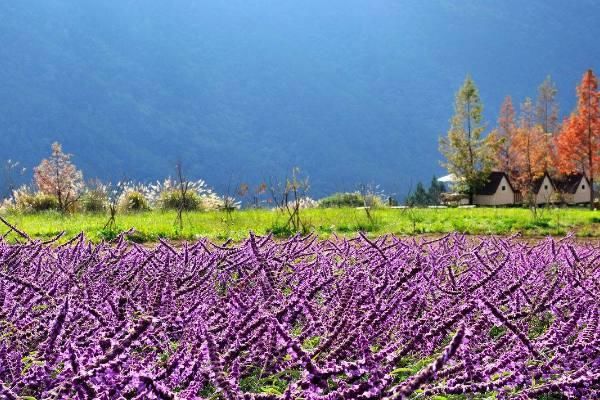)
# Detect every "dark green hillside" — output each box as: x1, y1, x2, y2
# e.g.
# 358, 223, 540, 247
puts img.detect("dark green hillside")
1, 1, 599, 195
